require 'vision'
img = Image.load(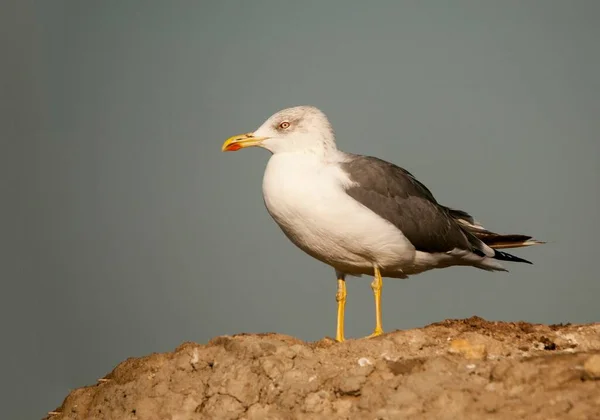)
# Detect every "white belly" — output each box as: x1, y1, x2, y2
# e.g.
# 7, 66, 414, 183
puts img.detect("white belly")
261, 153, 416, 275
